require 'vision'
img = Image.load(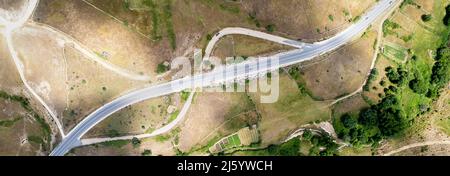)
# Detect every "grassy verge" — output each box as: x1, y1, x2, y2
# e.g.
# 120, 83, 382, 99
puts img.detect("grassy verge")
162, 0, 176, 50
